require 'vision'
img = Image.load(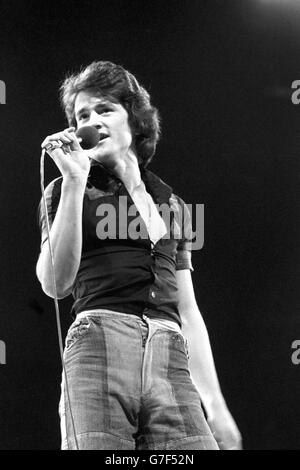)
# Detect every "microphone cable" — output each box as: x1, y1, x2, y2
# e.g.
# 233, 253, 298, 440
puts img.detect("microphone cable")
40, 148, 79, 450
